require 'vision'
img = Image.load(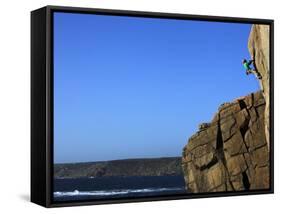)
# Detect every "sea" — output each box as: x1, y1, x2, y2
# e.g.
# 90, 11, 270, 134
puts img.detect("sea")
53, 175, 187, 201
